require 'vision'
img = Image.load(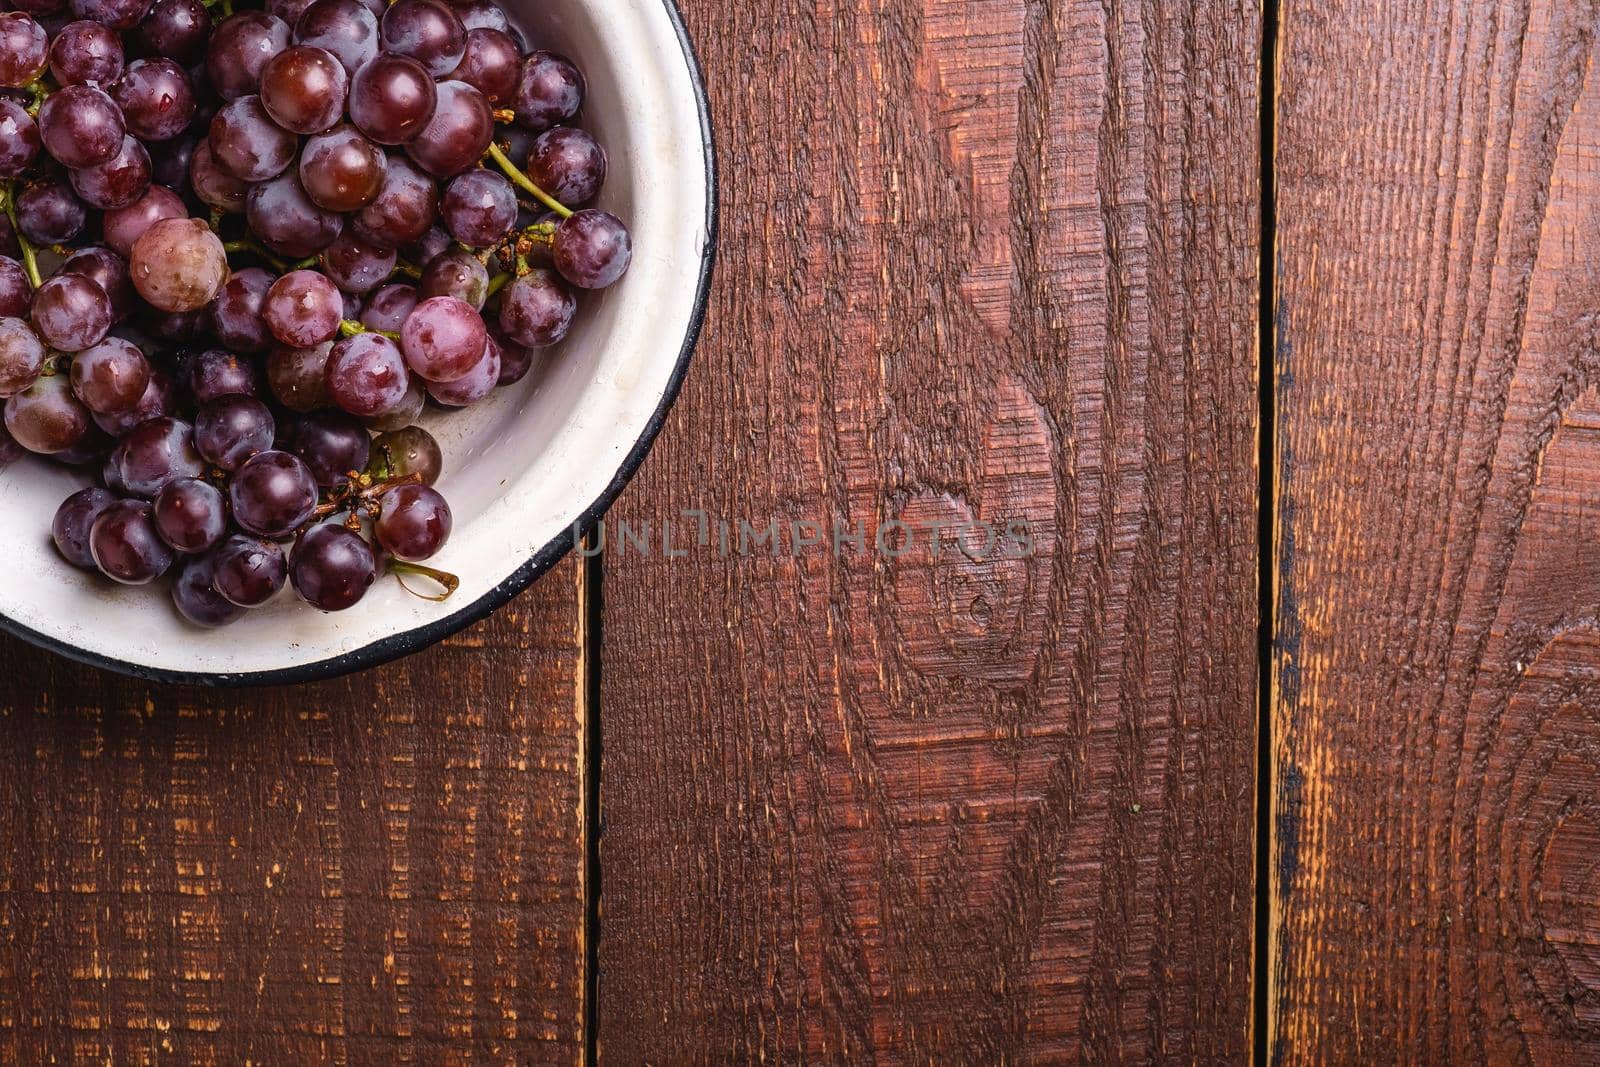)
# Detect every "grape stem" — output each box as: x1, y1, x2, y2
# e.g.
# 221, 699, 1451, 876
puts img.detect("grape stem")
486, 272, 511, 297
222, 238, 293, 272
388, 560, 460, 601
0, 183, 42, 289
339, 318, 400, 341
485, 142, 573, 220
22, 81, 47, 118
